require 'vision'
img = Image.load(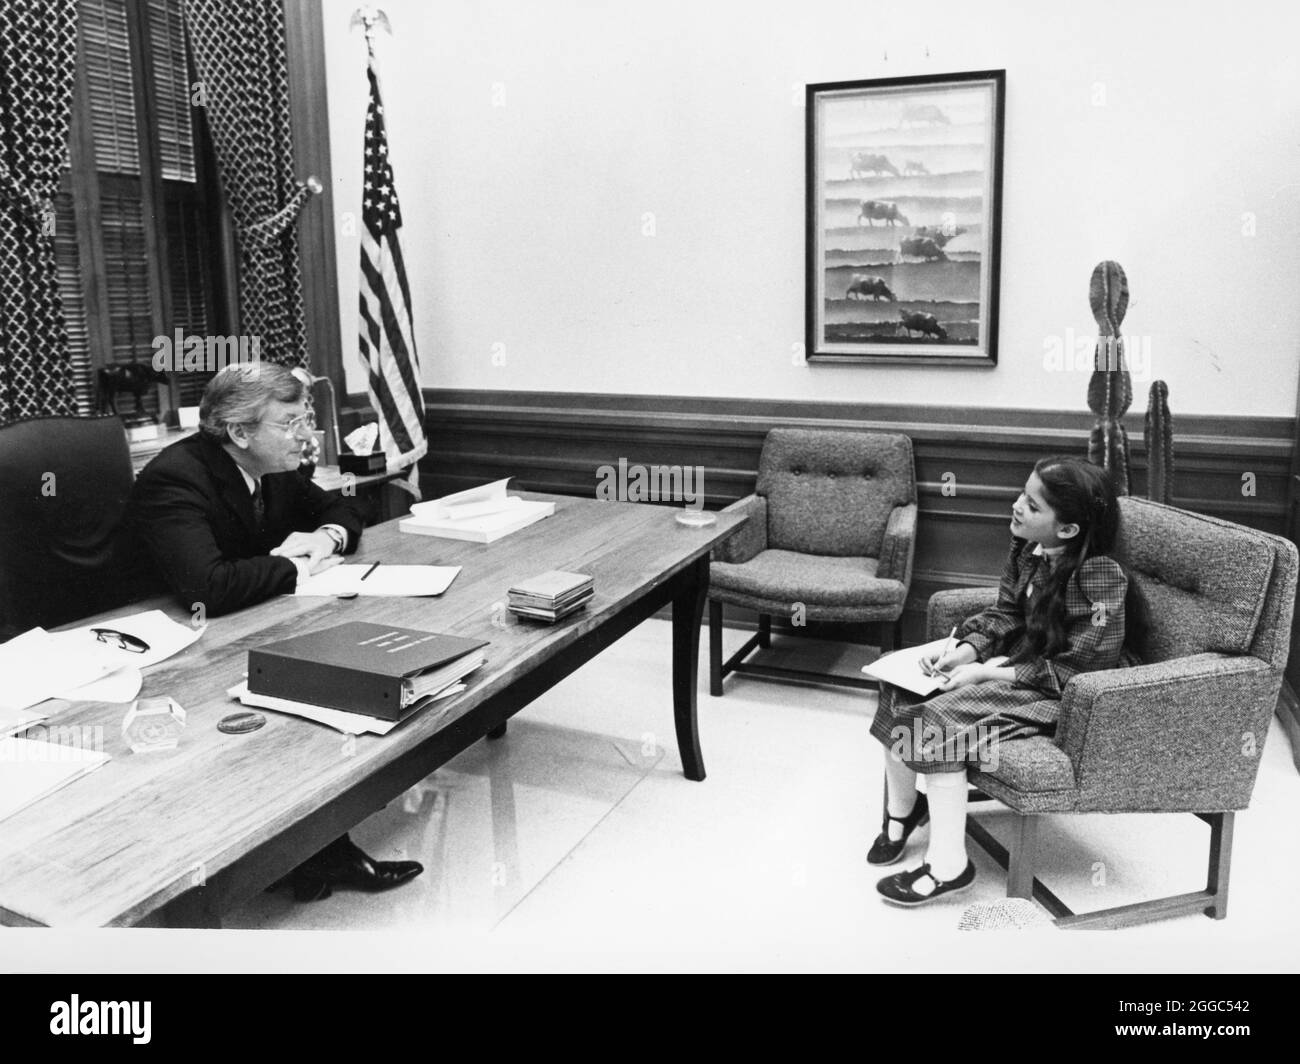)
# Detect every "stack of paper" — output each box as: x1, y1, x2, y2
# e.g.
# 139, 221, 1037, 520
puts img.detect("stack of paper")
1, 709, 48, 739
227, 680, 466, 737
399, 478, 554, 543
0, 737, 111, 824
0, 628, 119, 714
508, 570, 594, 622
0, 612, 205, 716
